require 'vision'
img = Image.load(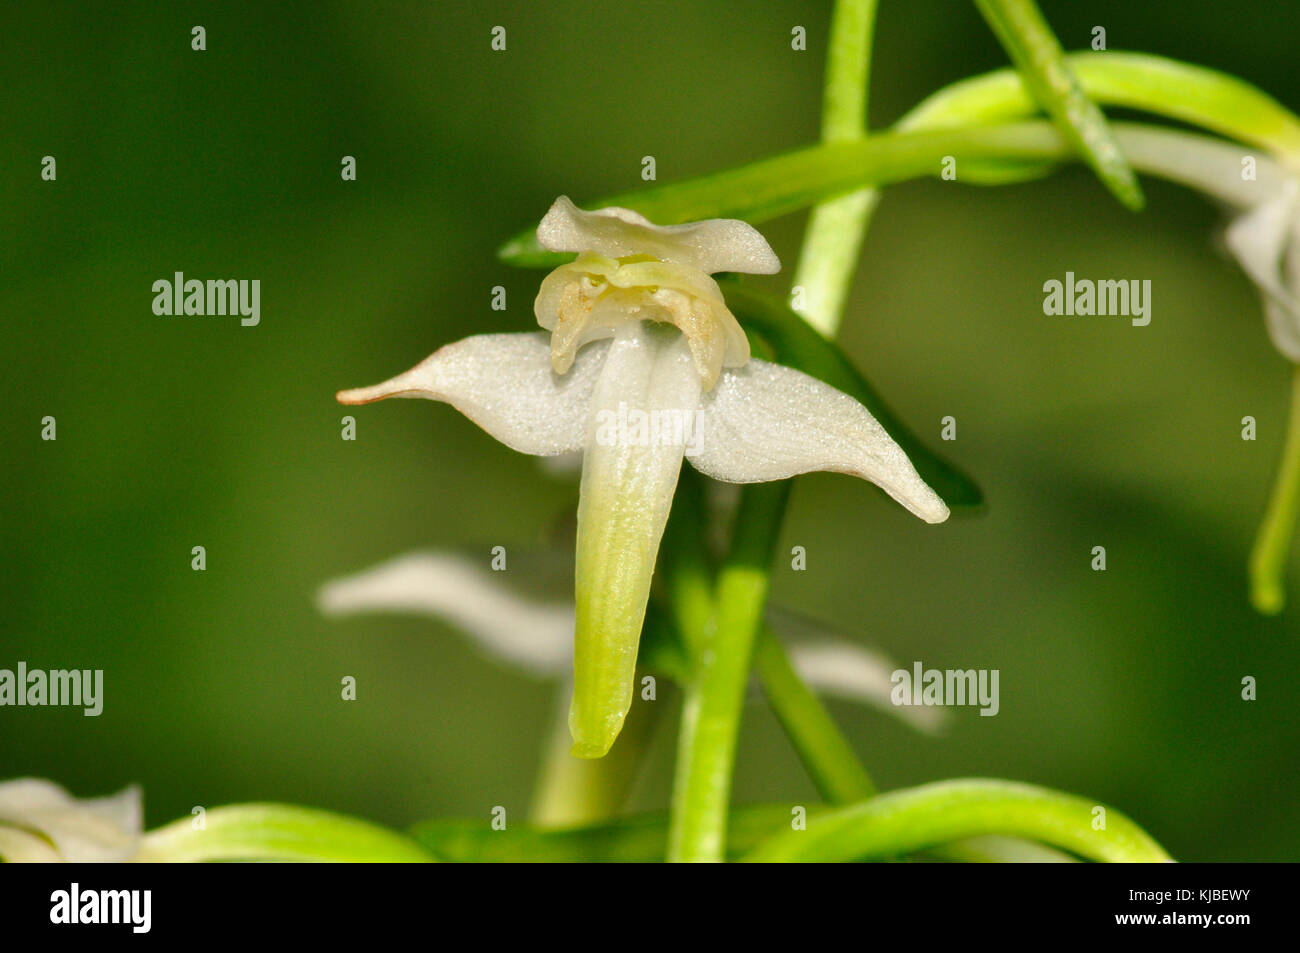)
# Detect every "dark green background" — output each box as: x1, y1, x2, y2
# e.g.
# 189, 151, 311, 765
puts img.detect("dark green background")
2, 1, 1295, 861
